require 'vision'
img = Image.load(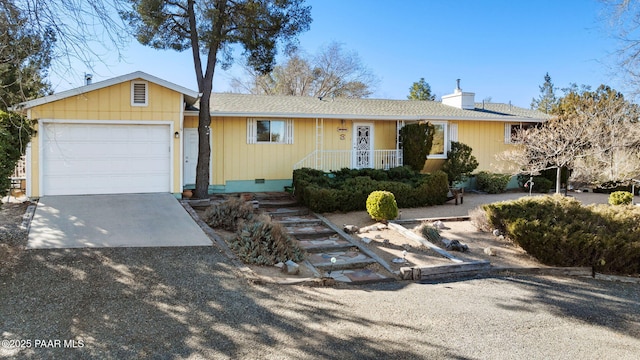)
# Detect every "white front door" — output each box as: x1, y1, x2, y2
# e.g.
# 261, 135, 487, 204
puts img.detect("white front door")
352, 123, 374, 169
183, 128, 198, 185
